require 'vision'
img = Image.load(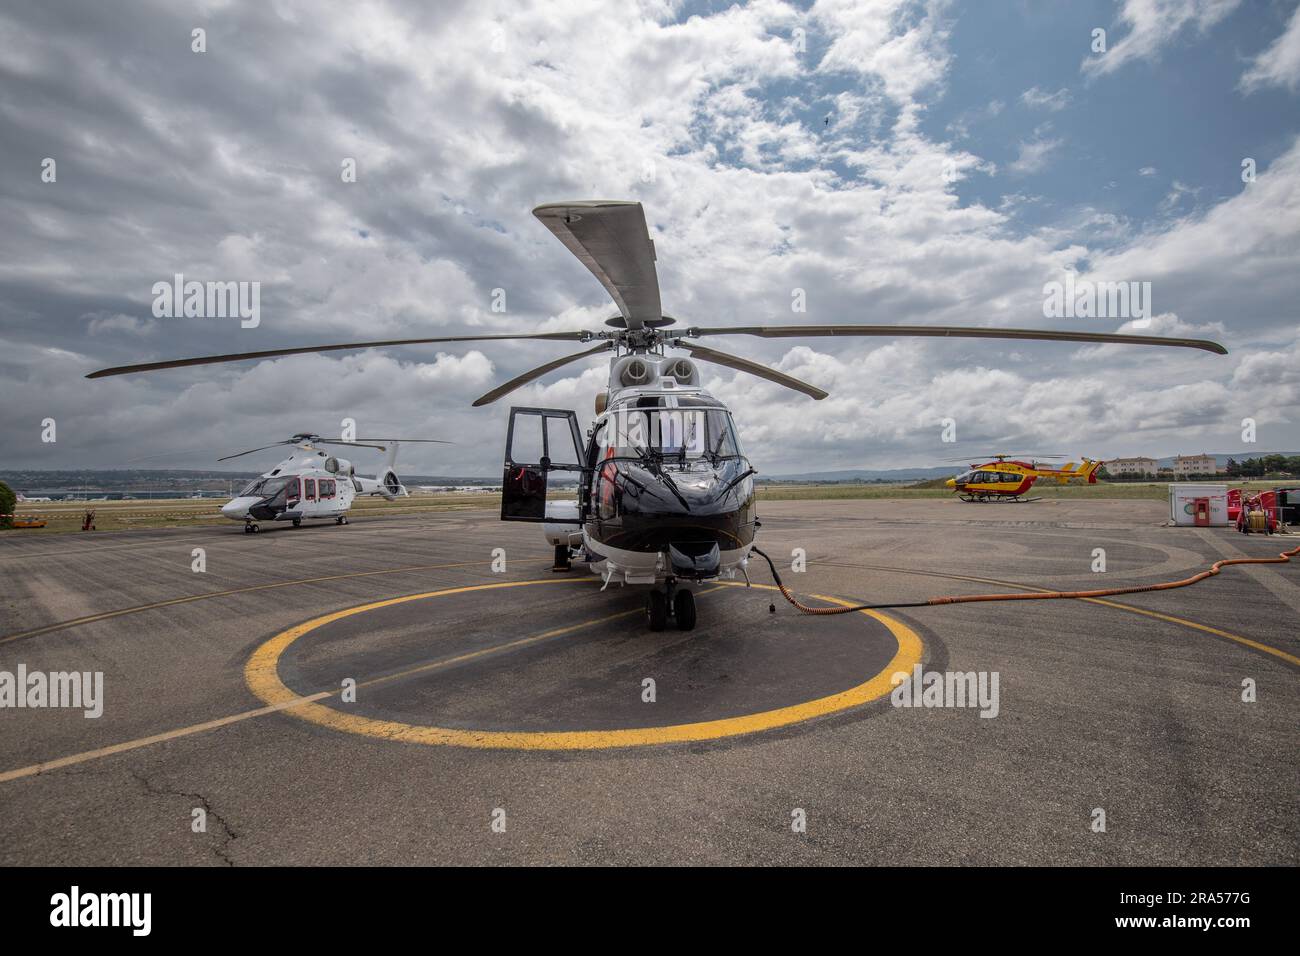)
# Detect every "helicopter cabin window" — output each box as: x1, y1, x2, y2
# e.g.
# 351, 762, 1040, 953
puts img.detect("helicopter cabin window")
604, 399, 742, 461
319, 479, 335, 499
304, 479, 317, 502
